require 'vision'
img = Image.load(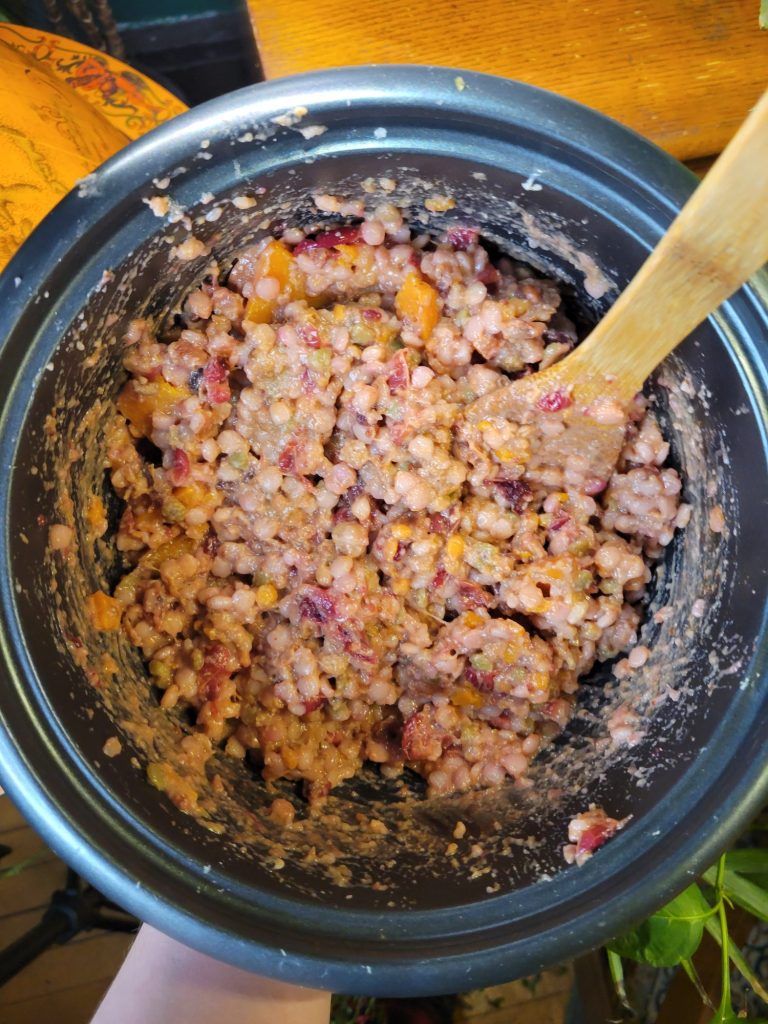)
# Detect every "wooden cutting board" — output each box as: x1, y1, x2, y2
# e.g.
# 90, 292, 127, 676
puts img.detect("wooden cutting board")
248, 0, 767, 162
